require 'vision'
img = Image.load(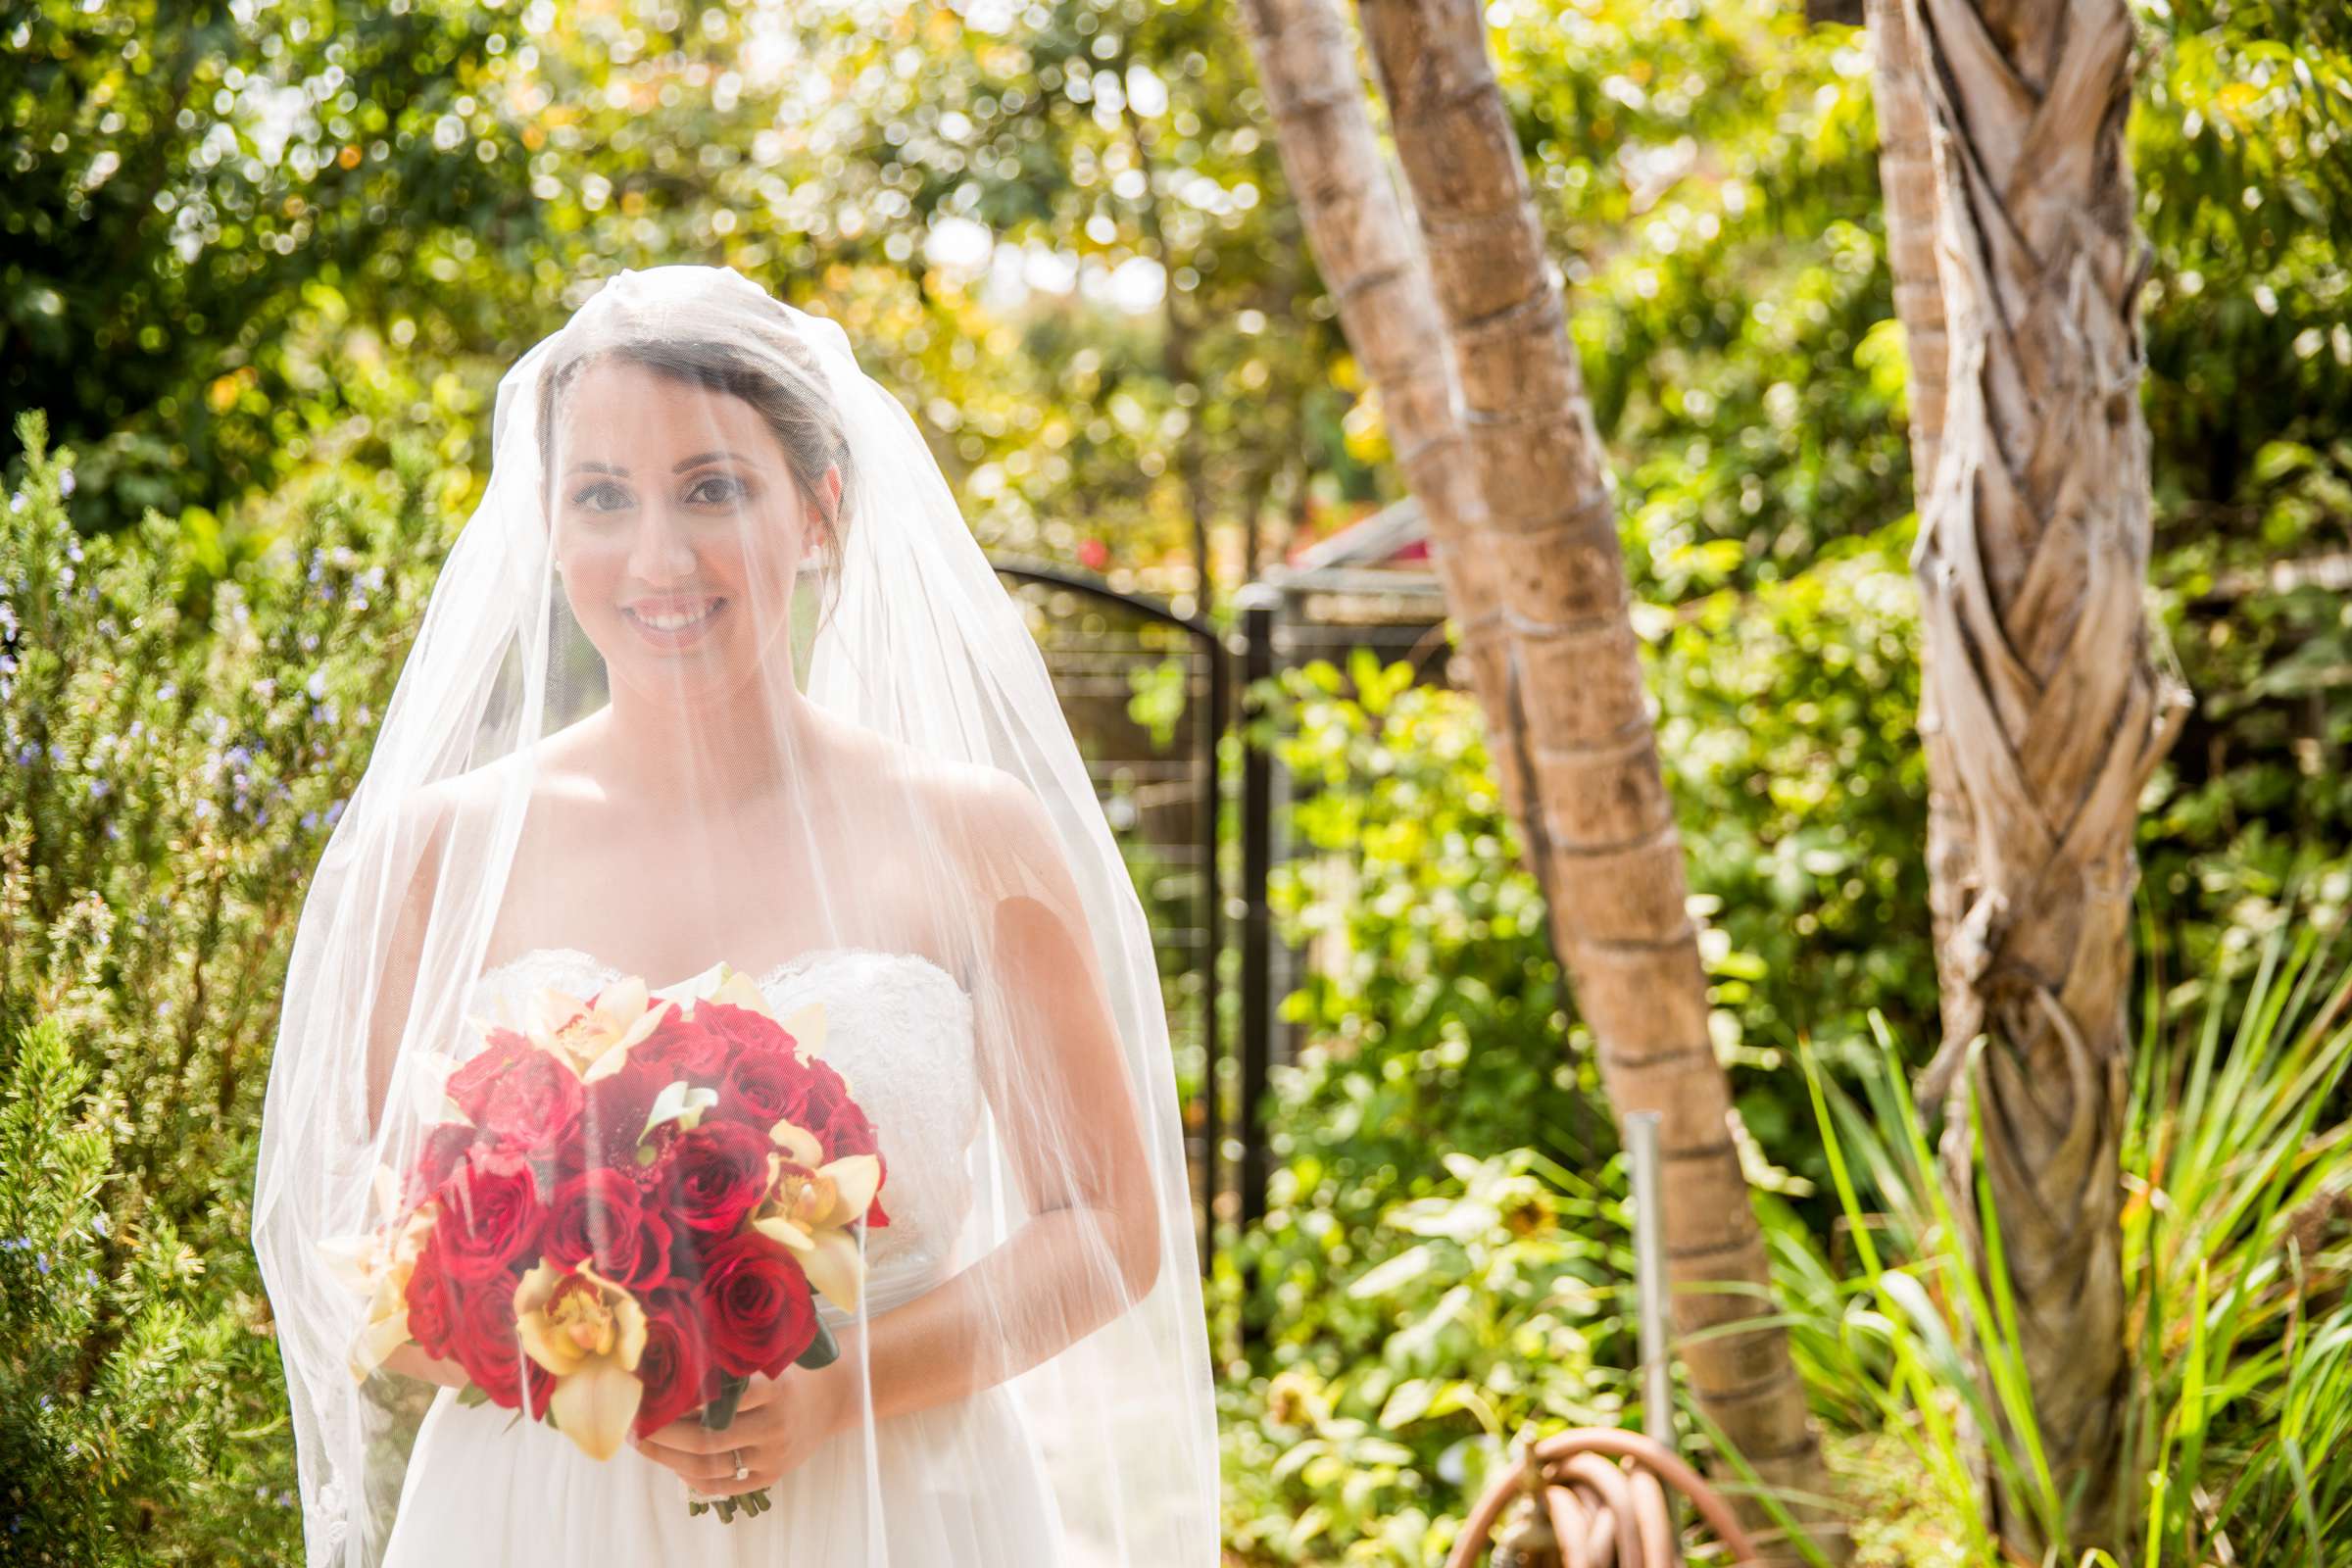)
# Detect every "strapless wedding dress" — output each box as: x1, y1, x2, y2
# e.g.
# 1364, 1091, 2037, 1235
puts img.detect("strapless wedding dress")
378, 947, 1068, 1567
